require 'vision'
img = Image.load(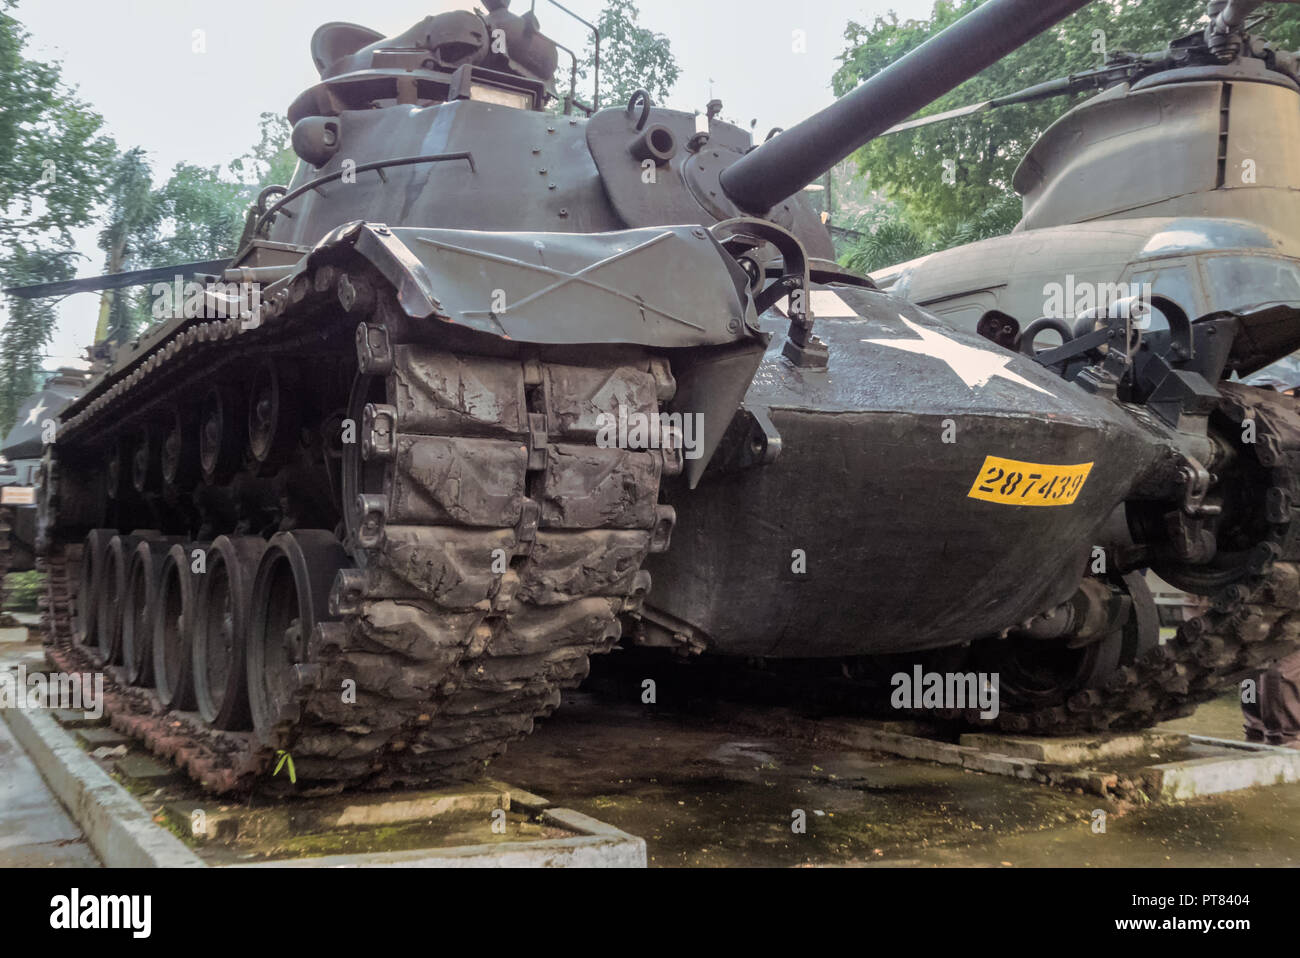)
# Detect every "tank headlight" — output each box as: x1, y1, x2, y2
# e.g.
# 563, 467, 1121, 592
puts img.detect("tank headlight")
469, 84, 532, 110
